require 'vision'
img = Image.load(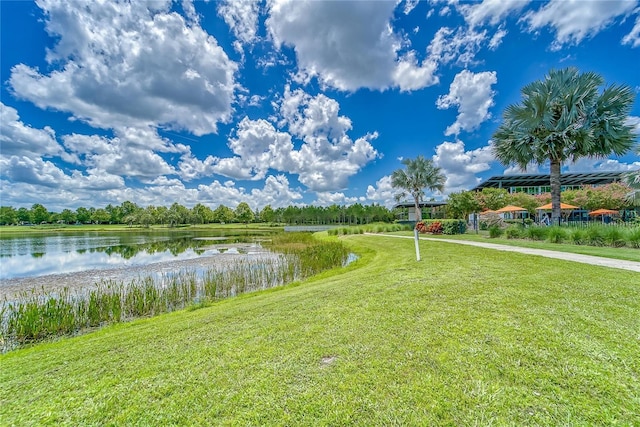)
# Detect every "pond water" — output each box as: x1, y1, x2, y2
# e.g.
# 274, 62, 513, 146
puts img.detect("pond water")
0, 229, 275, 280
